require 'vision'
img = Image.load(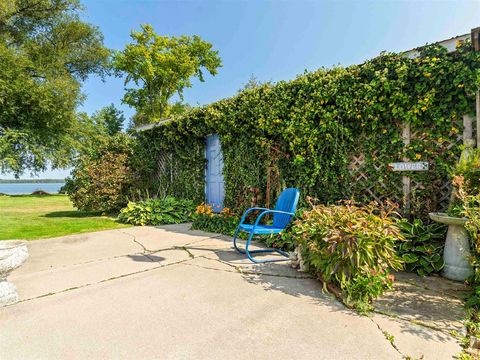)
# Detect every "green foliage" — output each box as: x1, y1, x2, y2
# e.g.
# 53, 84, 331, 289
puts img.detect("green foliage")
91, 104, 125, 136
342, 271, 394, 314
466, 285, 480, 310
291, 201, 403, 307
452, 149, 480, 357
448, 148, 480, 216
134, 42, 480, 219
191, 213, 240, 236
0, 0, 110, 175
65, 134, 135, 213
264, 223, 296, 252
118, 196, 195, 226
190, 204, 239, 235
396, 218, 446, 276
113, 24, 221, 126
